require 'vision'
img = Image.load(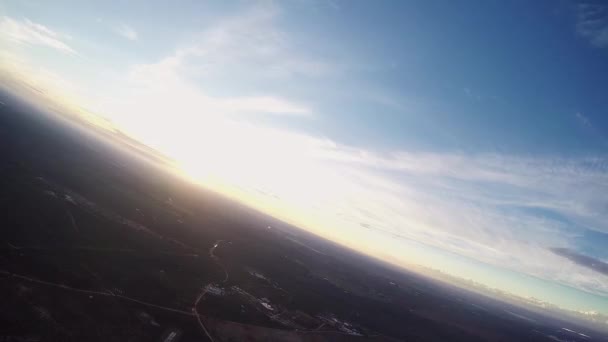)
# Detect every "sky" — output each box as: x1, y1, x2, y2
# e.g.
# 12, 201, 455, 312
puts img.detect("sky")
1, 0, 608, 315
